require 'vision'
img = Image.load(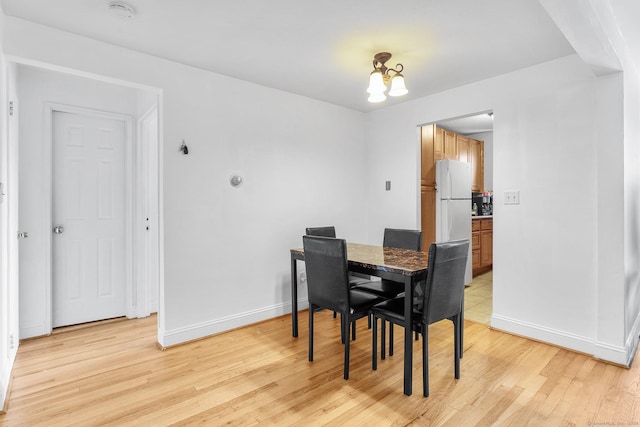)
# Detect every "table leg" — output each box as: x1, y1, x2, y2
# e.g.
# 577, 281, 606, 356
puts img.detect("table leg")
403, 275, 413, 396
291, 255, 298, 337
